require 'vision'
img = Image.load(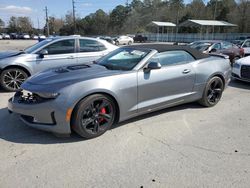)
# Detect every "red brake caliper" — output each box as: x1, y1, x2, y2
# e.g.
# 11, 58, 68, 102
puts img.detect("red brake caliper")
99, 107, 106, 123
